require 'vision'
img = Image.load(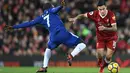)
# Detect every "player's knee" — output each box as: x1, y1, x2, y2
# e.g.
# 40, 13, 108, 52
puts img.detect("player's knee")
48, 45, 56, 50
106, 52, 113, 60
106, 56, 111, 61
96, 52, 103, 58
97, 50, 102, 55
106, 54, 112, 60
97, 51, 104, 58
77, 43, 86, 49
